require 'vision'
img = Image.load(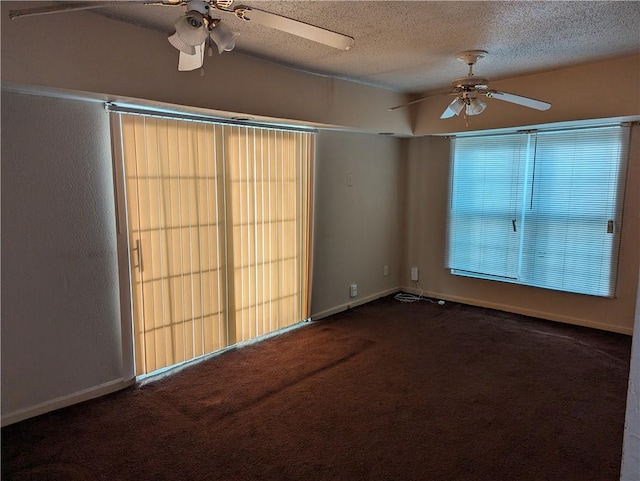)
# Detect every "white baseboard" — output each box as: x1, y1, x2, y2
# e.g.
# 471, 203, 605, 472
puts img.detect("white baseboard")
1, 377, 136, 427
311, 287, 401, 321
400, 285, 633, 335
